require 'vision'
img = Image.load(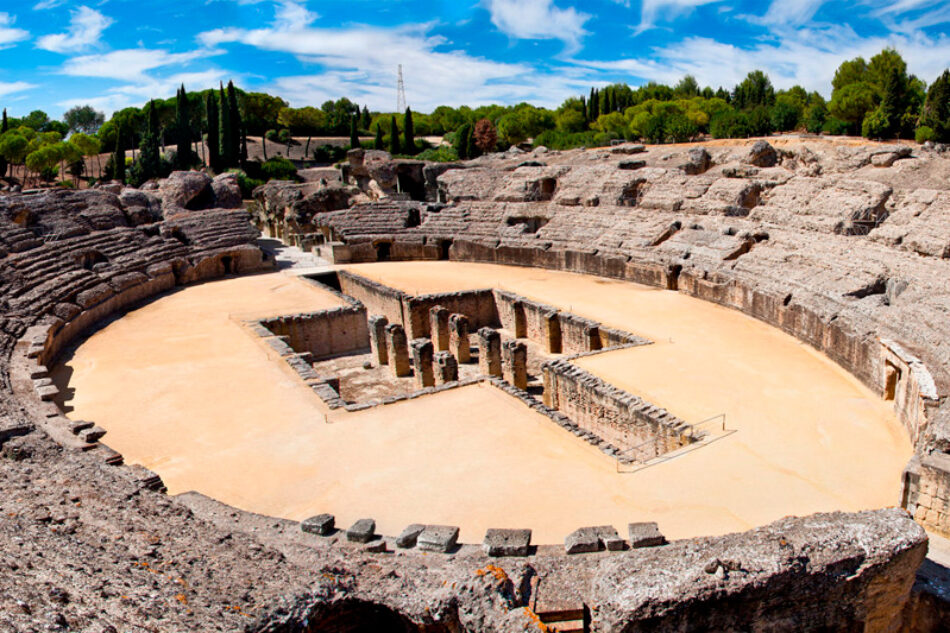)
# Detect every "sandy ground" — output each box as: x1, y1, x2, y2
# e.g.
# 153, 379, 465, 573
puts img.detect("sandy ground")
55, 265, 913, 544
